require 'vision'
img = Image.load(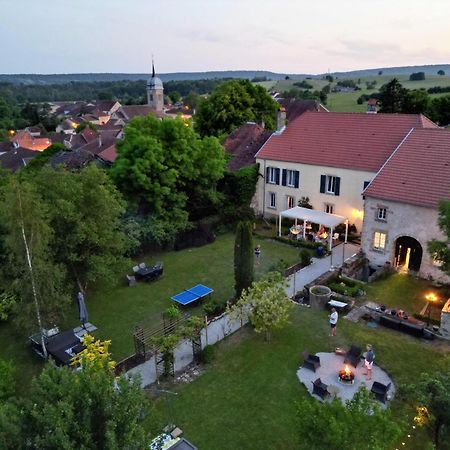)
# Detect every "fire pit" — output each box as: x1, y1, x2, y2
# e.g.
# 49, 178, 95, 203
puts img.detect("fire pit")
338, 364, 355, 384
